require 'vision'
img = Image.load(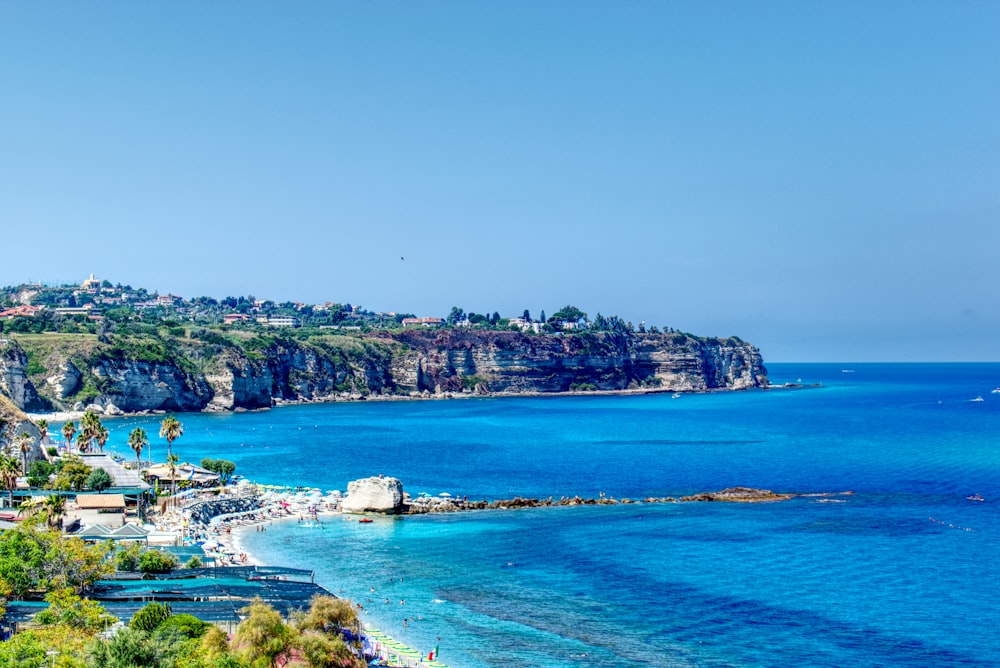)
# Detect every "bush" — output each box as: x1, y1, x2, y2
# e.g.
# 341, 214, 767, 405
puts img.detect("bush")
114, 542, 144, 572
155, 613, 209, 639
138, 549, 179, 574
186, 555, 203, 569
130, 601, 173, 632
